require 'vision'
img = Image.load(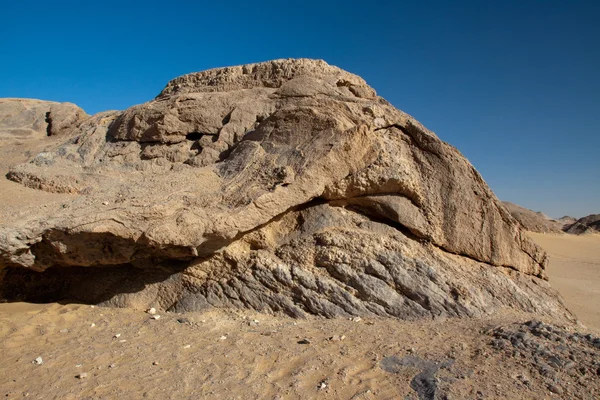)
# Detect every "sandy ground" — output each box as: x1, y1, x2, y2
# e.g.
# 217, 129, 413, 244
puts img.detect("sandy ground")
0, 236, 598, 400
1, 304, 598, 400
528, 232, 600, 331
